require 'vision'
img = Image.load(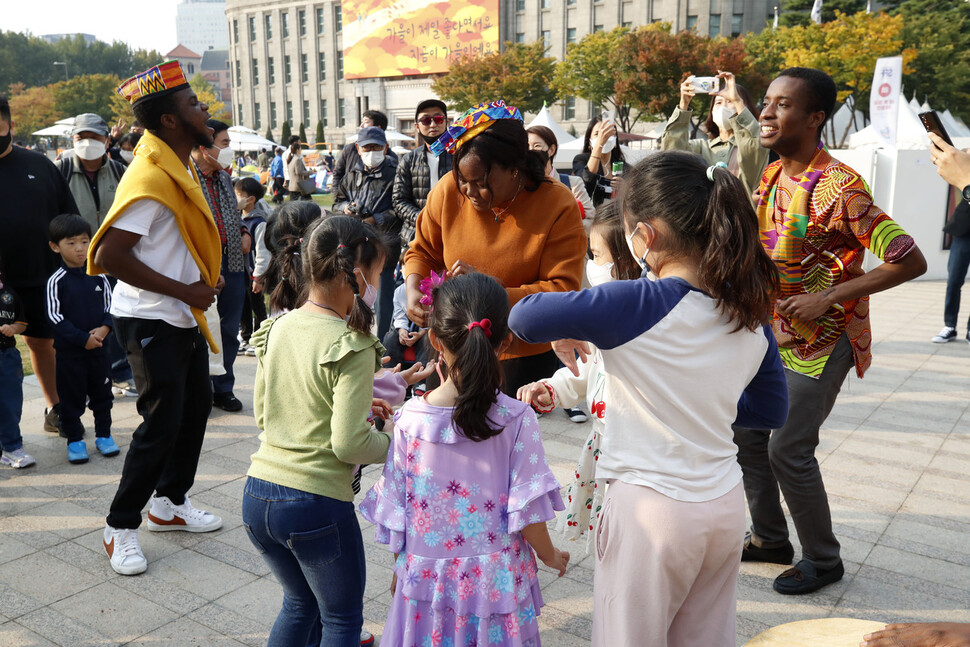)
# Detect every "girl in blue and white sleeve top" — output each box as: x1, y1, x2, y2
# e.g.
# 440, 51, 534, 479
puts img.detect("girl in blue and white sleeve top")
509, 151, 789, 647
